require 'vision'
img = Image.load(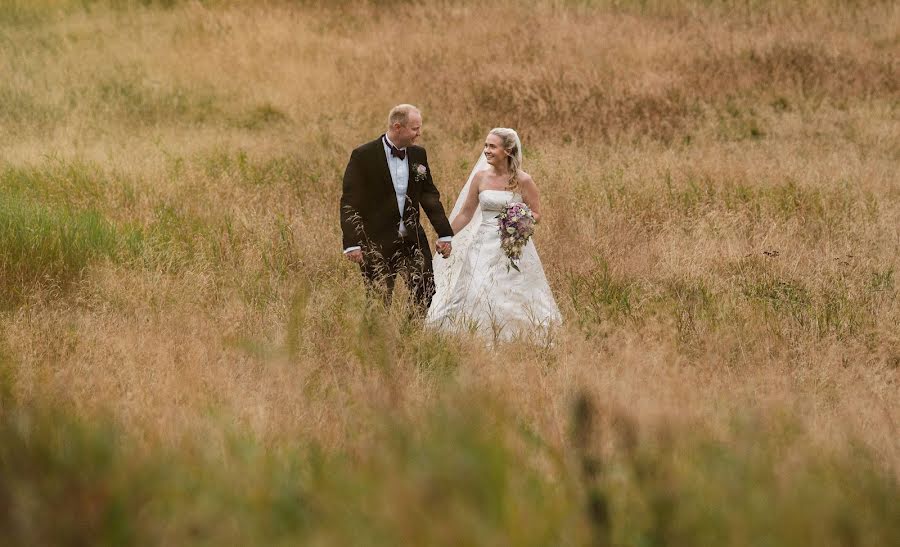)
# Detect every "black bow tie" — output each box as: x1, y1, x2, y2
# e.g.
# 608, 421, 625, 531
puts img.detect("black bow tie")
385, 138, 406, 160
